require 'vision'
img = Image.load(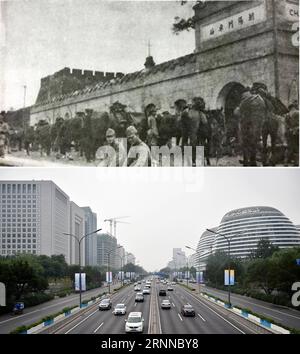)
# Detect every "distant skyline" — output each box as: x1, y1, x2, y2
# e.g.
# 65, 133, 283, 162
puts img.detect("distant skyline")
0, 168, 299, 271
0, 0, 195, 110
